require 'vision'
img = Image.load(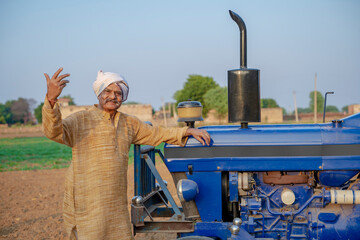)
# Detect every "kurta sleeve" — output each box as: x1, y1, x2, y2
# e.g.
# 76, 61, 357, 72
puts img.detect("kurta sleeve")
42, 96, 77, 147
131, 116, 188, 146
